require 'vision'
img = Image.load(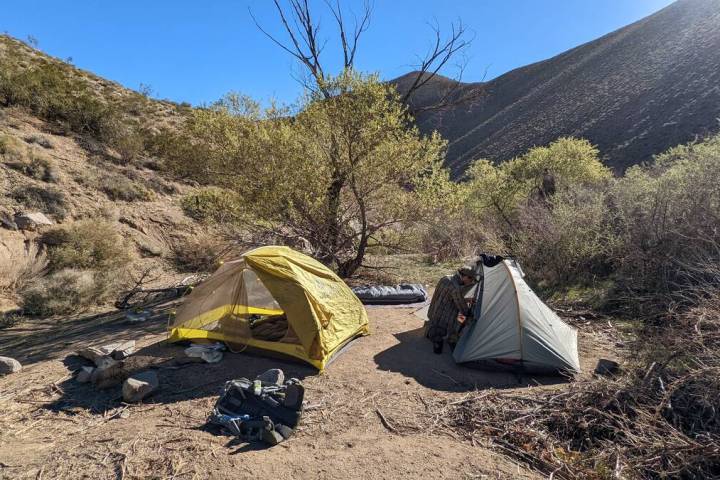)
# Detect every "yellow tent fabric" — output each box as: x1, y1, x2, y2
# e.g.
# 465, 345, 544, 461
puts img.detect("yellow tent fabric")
168, 246, 369, 370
